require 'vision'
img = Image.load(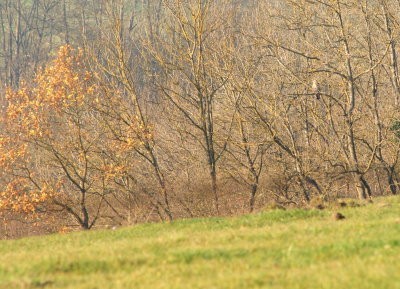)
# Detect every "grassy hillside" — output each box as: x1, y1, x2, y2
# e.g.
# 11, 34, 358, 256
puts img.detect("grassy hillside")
1, 197, 400, 289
